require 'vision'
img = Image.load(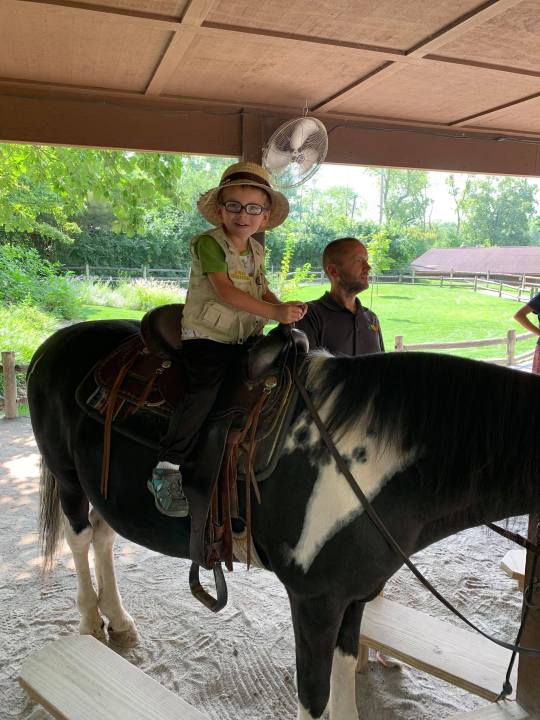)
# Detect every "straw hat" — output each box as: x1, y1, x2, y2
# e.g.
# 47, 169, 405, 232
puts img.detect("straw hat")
197, 162, 289, 230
